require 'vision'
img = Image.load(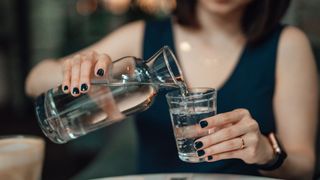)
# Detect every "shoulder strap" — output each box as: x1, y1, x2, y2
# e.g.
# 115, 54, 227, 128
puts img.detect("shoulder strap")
242, 24, 286, 81
143, 18, 176, 60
